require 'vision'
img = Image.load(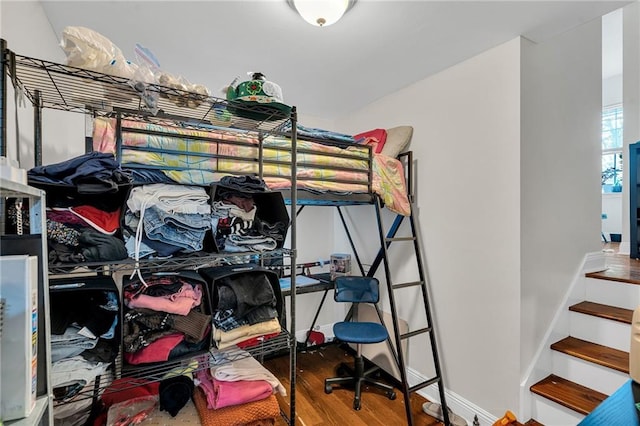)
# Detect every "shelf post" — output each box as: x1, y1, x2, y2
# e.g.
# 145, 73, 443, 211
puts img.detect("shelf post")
289, 106, 297, 425
34, 90, 42, 166
1, 39, 6, 158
